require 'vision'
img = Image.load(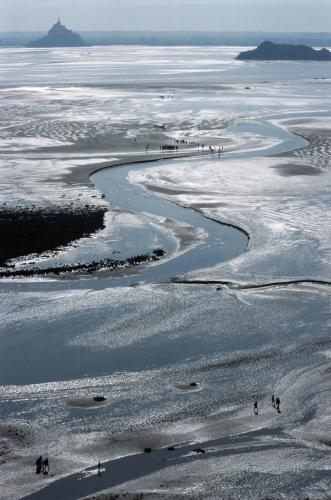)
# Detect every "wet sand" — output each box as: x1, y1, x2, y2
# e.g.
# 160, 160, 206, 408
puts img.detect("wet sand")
1, 81, 331, 499
55, 150, 211, 186
271, 125, 331, 175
